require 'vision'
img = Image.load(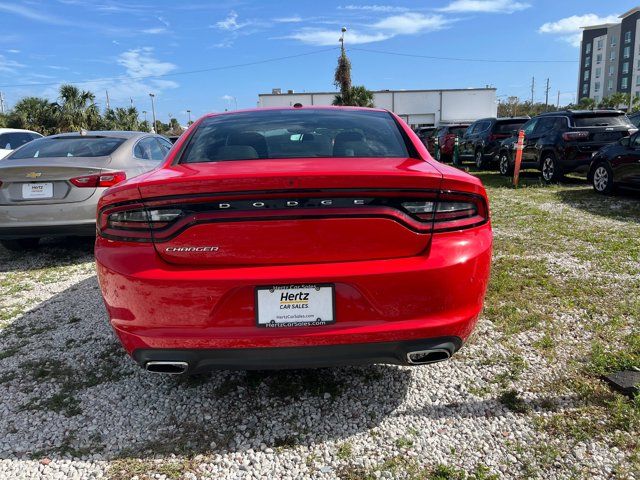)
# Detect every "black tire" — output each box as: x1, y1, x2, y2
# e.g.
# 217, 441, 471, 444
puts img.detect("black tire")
475, 149, 487, 169
591, 162, 615, 195
498, 151, 513, 176
0, 238, 40, 251
540, 153, 562, 183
